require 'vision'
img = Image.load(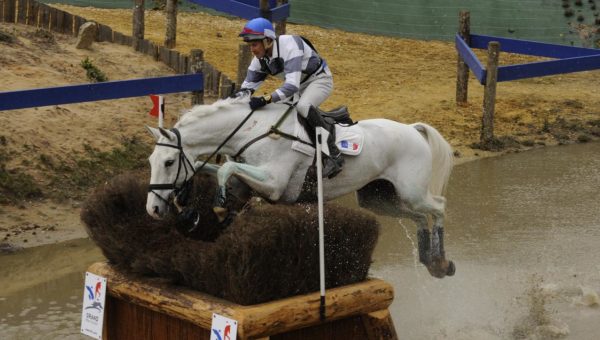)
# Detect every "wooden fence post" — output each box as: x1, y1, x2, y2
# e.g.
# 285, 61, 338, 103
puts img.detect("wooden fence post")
259, 0, 269, 18
481, 41, 500, 148
237, 43, 253, 87
132, 0, 144, 51
190, 49, 204, 105
164, 0, 177, 48
456, 10, 470, 105
274, 0, 287, 35
220, 74, 233, 99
